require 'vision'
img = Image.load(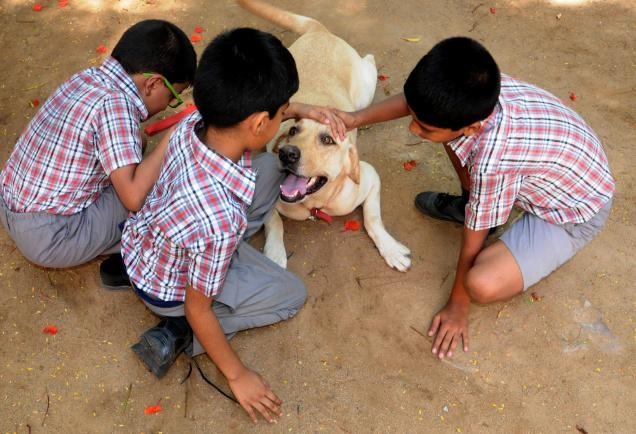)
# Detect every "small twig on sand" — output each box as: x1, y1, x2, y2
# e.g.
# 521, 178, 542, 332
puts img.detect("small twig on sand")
471, 3, 485, 14
355, 276, 362, 289
410, 325, 428, 340
41, 393, 50, 426
16, 19, 36, 24
21, 82, 48, 92
122, 383, 133, 413
405, 140, 425, 146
